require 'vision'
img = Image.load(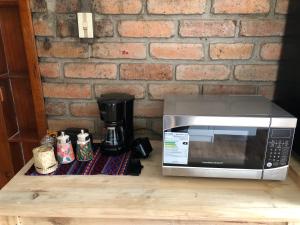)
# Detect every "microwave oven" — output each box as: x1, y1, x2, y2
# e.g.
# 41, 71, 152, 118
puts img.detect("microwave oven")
162, 95, 297, 180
